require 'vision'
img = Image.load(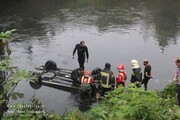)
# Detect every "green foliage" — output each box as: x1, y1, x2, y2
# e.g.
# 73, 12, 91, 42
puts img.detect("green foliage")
0, 58, 10, 71
88, 87, 166, 120
8, 69, 34, 83
171, 105, 180, 119
0, 29, 39, 119
61, 109, 90, 120
159, 83, 177, 99
2, 68, 37, 95
0, 29, 15, 57
60, 85, 179, 120
45, 114, 61, 120
0, 65, 39, 118
0, 29, 16, 43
